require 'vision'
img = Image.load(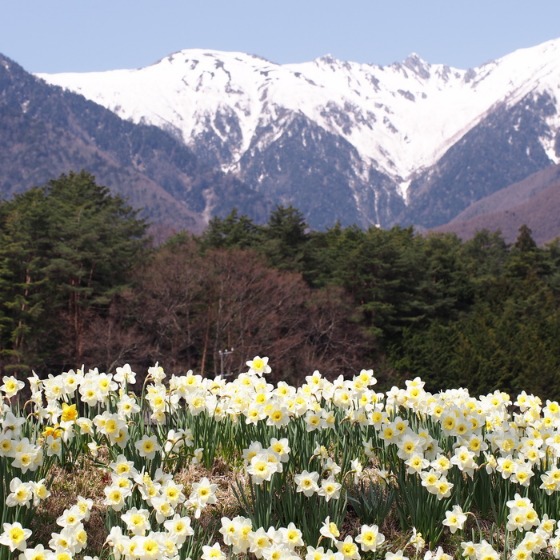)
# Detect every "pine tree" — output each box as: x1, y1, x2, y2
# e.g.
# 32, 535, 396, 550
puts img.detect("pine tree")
0, 171, 148, 374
